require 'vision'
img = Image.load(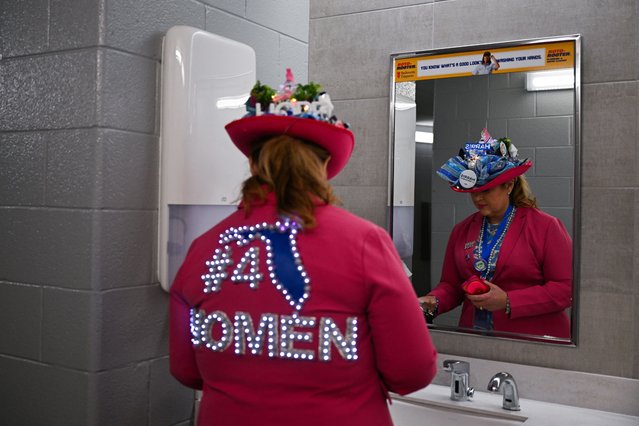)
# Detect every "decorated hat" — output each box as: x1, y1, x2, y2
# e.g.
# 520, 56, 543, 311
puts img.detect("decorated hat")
436, 128, 532, 192
225, 69, 354, 180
